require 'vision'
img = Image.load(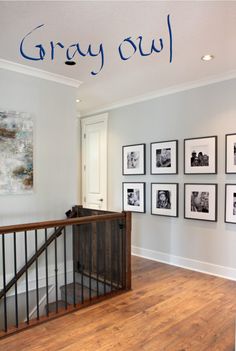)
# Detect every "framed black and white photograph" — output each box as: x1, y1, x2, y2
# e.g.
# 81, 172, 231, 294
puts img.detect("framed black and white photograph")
184, 183, 217, 222
151, 183, 178, 217
225, 134, 236, 174
123, 182, 145, 213
225, 184, 236, 224
122, 144, 145, 175
184, 136, 217, 174
150, 140, 178, 174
